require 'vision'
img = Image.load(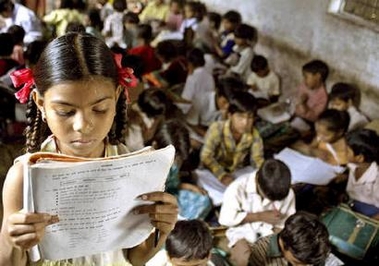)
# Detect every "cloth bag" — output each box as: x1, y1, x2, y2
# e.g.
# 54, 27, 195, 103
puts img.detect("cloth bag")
321, 204, 379, 260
